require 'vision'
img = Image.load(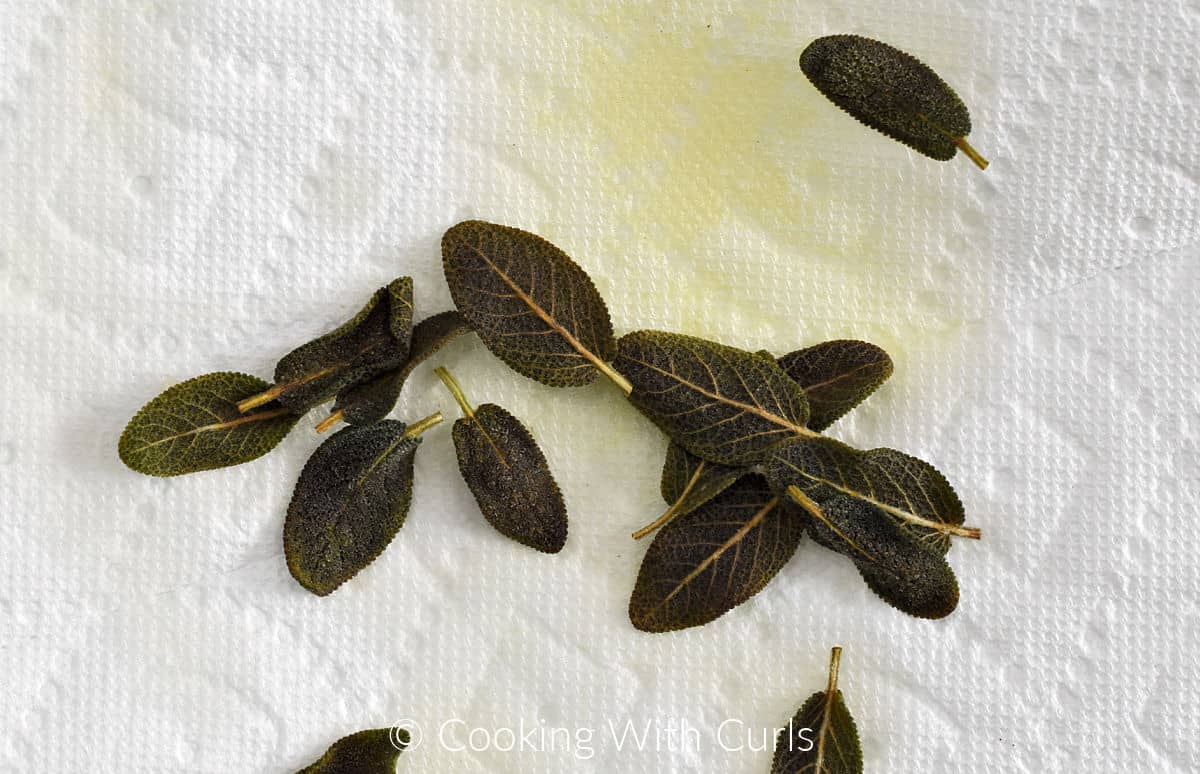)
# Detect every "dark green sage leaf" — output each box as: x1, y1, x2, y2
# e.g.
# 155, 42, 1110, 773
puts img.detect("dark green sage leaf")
632, 443, 746, 539
296, 727, 407, 774
778, 340, 893, 431
437, 368, 568, 553
118, 372, 301, 477
246, 277, 414, 415
629, 475, 804, 632
330, 311, 474, 428
765, 436, 979, 554
442, 220, 628, 390
284, 414, 442, 596
614, 330, 812, 466
793, 493, 959, 619
772, 647, 863, 774
799, 34, 988, 169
